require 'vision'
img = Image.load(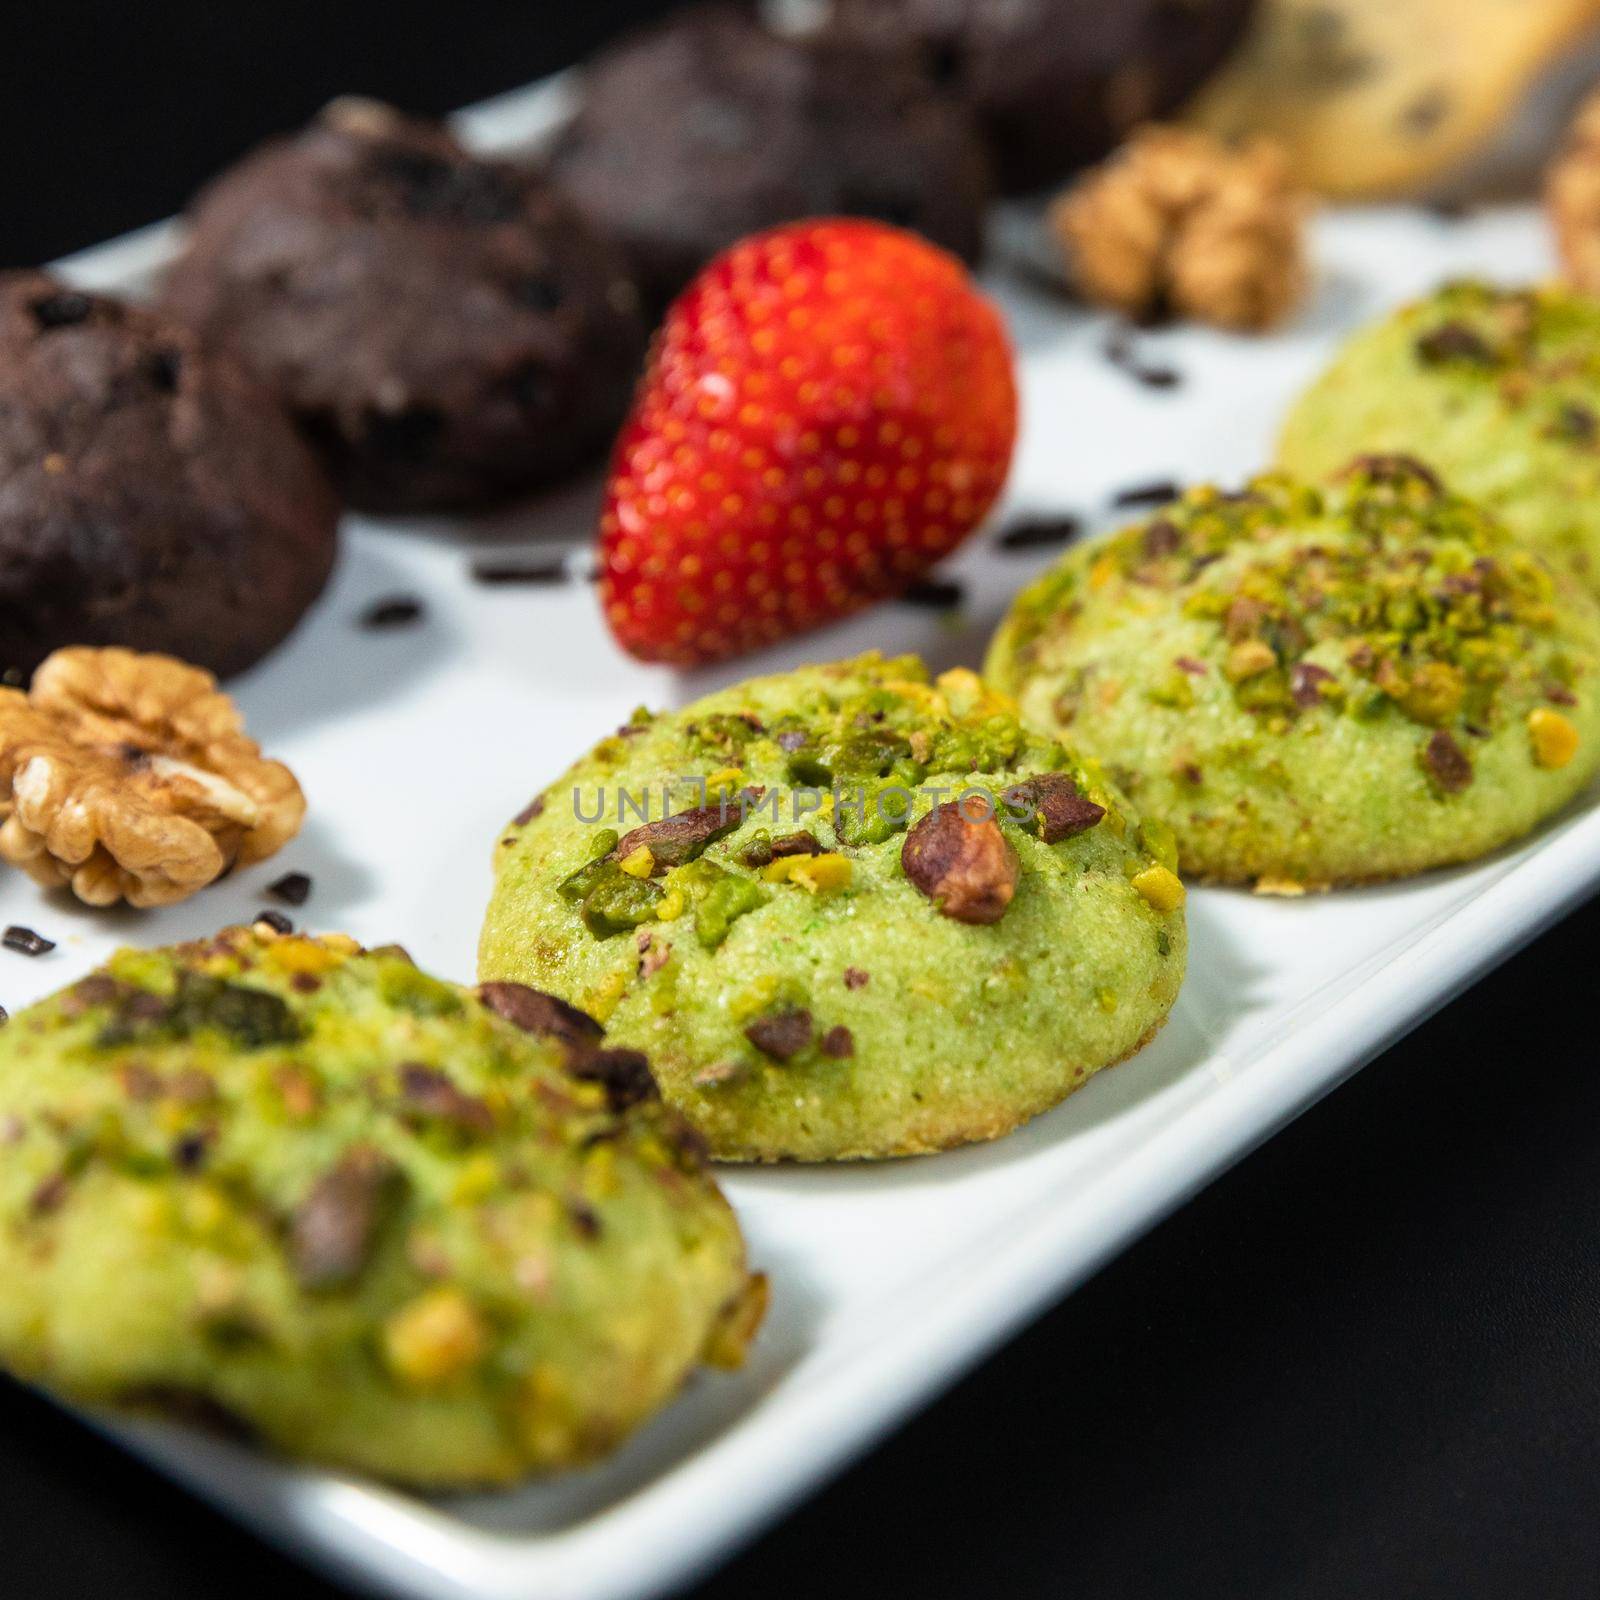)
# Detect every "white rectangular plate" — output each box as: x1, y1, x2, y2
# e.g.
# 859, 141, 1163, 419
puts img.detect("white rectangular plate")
16, 76, 1593, 1600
